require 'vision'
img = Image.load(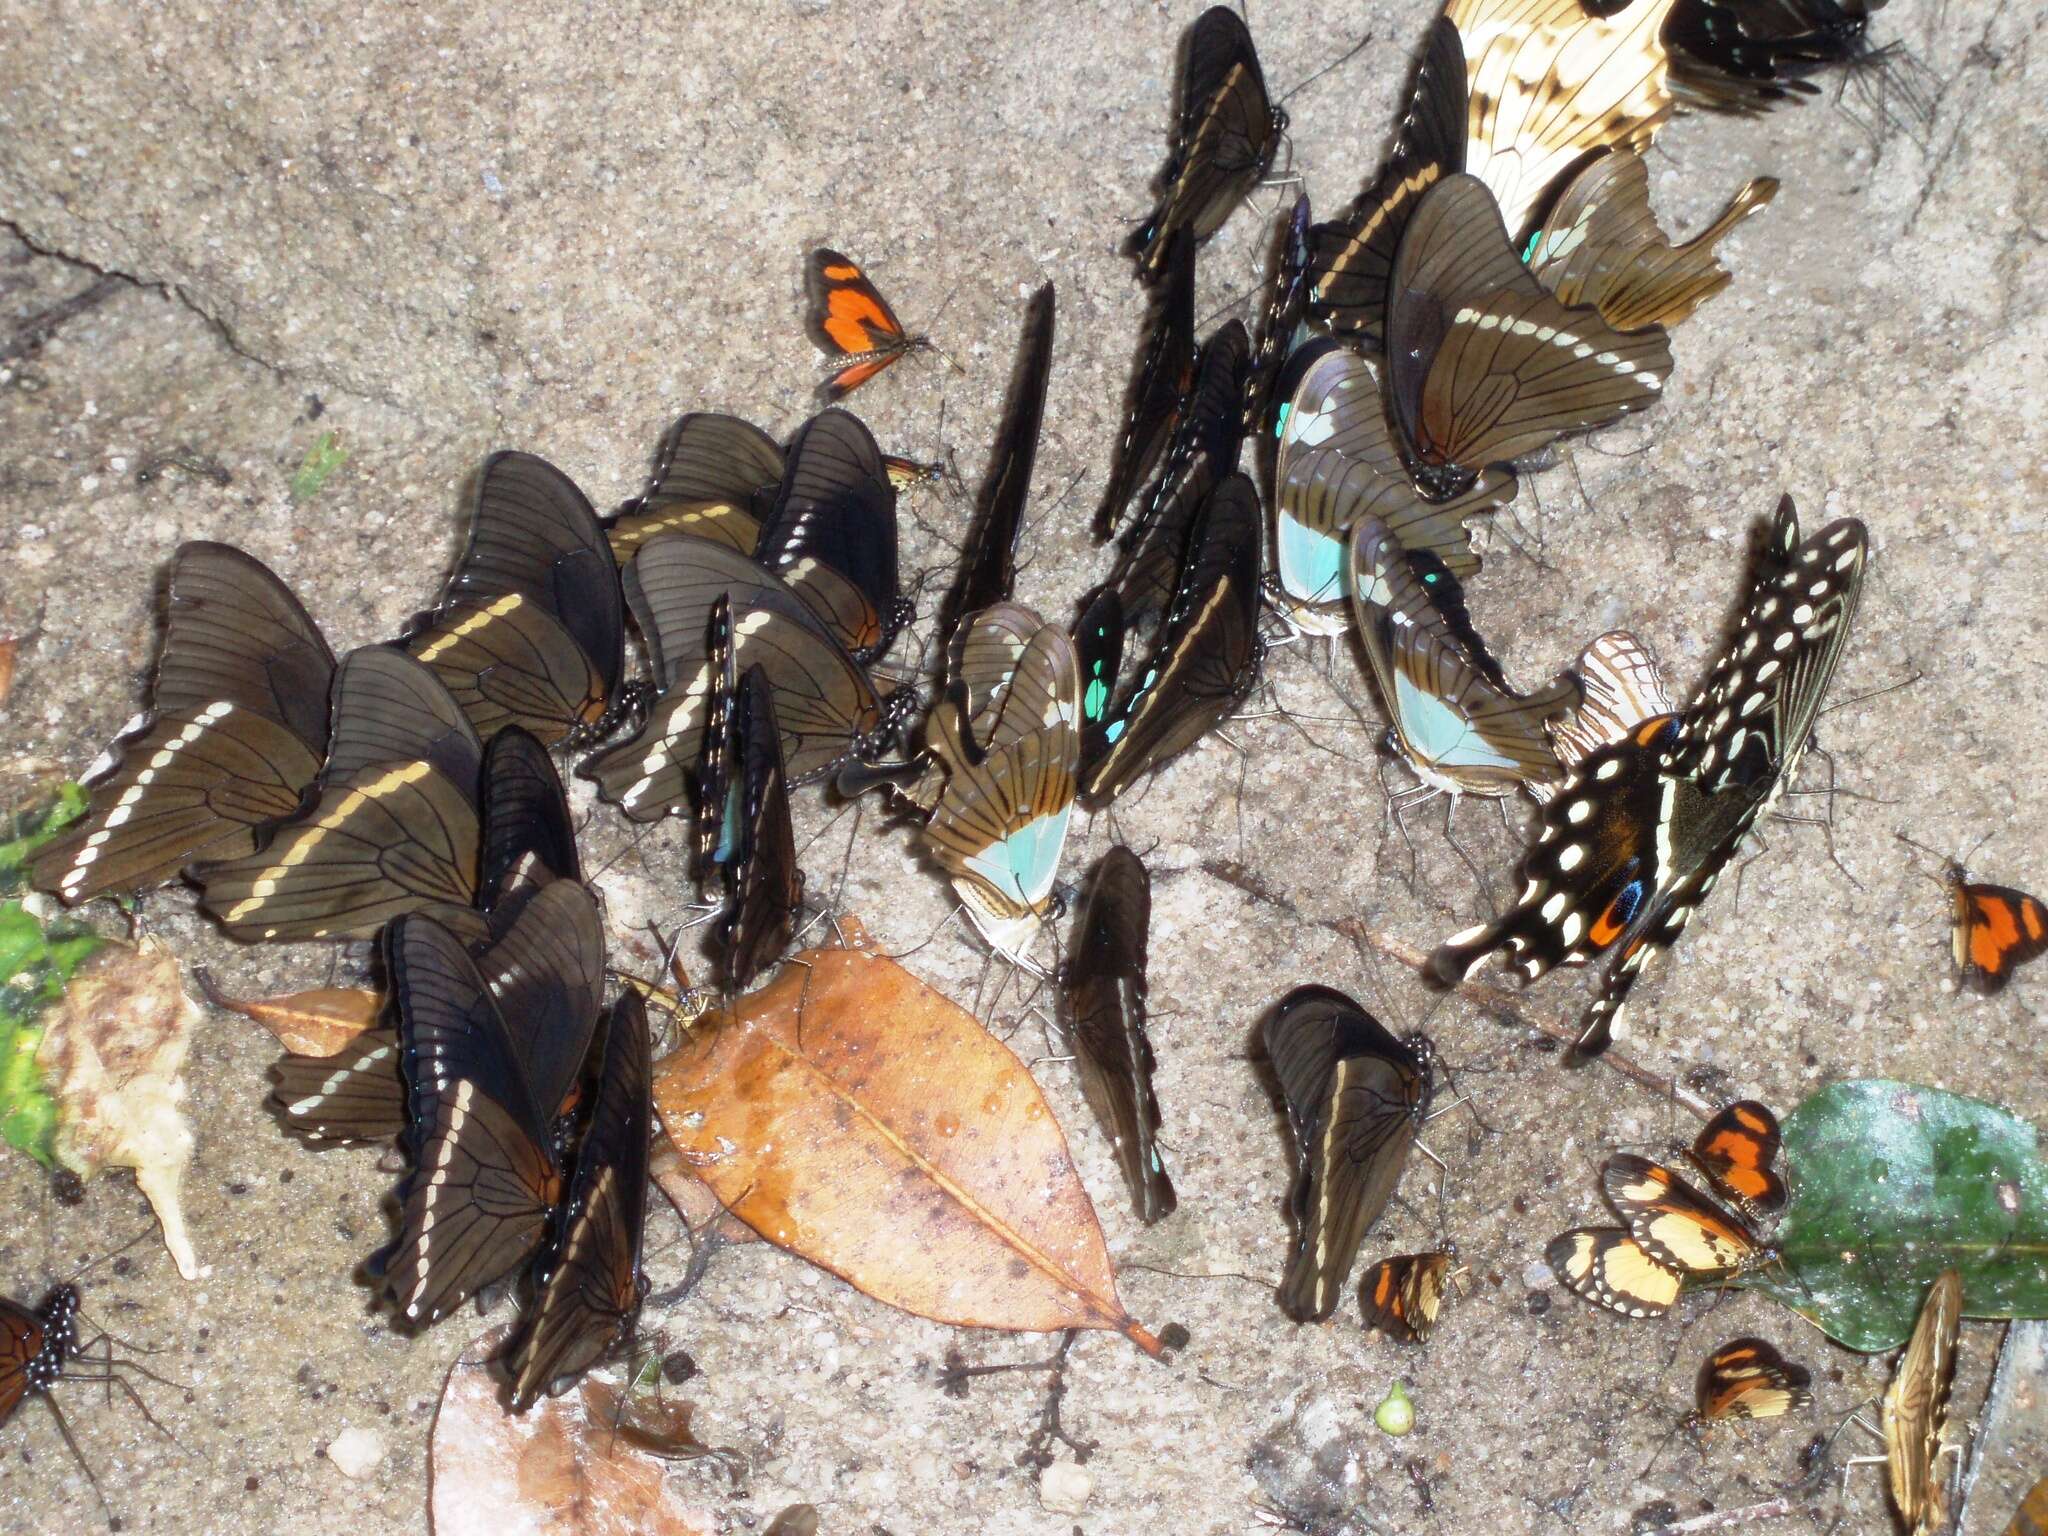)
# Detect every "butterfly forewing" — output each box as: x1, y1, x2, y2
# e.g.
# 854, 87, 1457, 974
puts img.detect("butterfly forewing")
1062, 847, 1175, 1224
756, 409, 902, 659
1883, 1268, 1963, 1535
1694, 1337, 1811, 1421
1953, 875, 2048, 994
718, 665, 802, 991
1265, 986, 1433, 1322
1602, 1154, 1768, 1277
1361, 1252, 1453, 1342
1688, 1099, 1786, 1217
478, 726, 582, 920
1098, 230, 1197, 541
33, 543, 337, 902
805, 249, 926, 398
508, 994, 653, 1409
